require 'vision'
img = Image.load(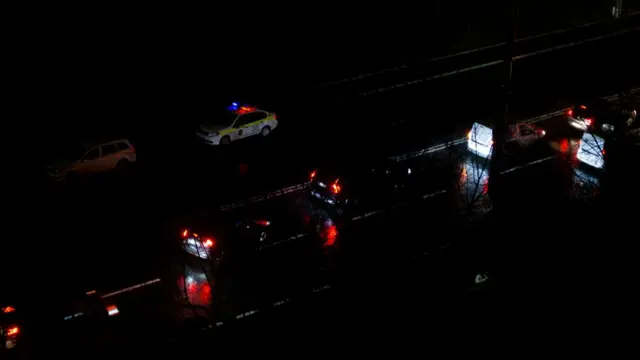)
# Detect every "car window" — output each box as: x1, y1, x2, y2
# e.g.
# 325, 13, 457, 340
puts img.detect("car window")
116, 142, 130, 151
519, 125, 534, 135
102, 144, 118, 156
236, 112, 266, 126
84, 148, 100, 160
